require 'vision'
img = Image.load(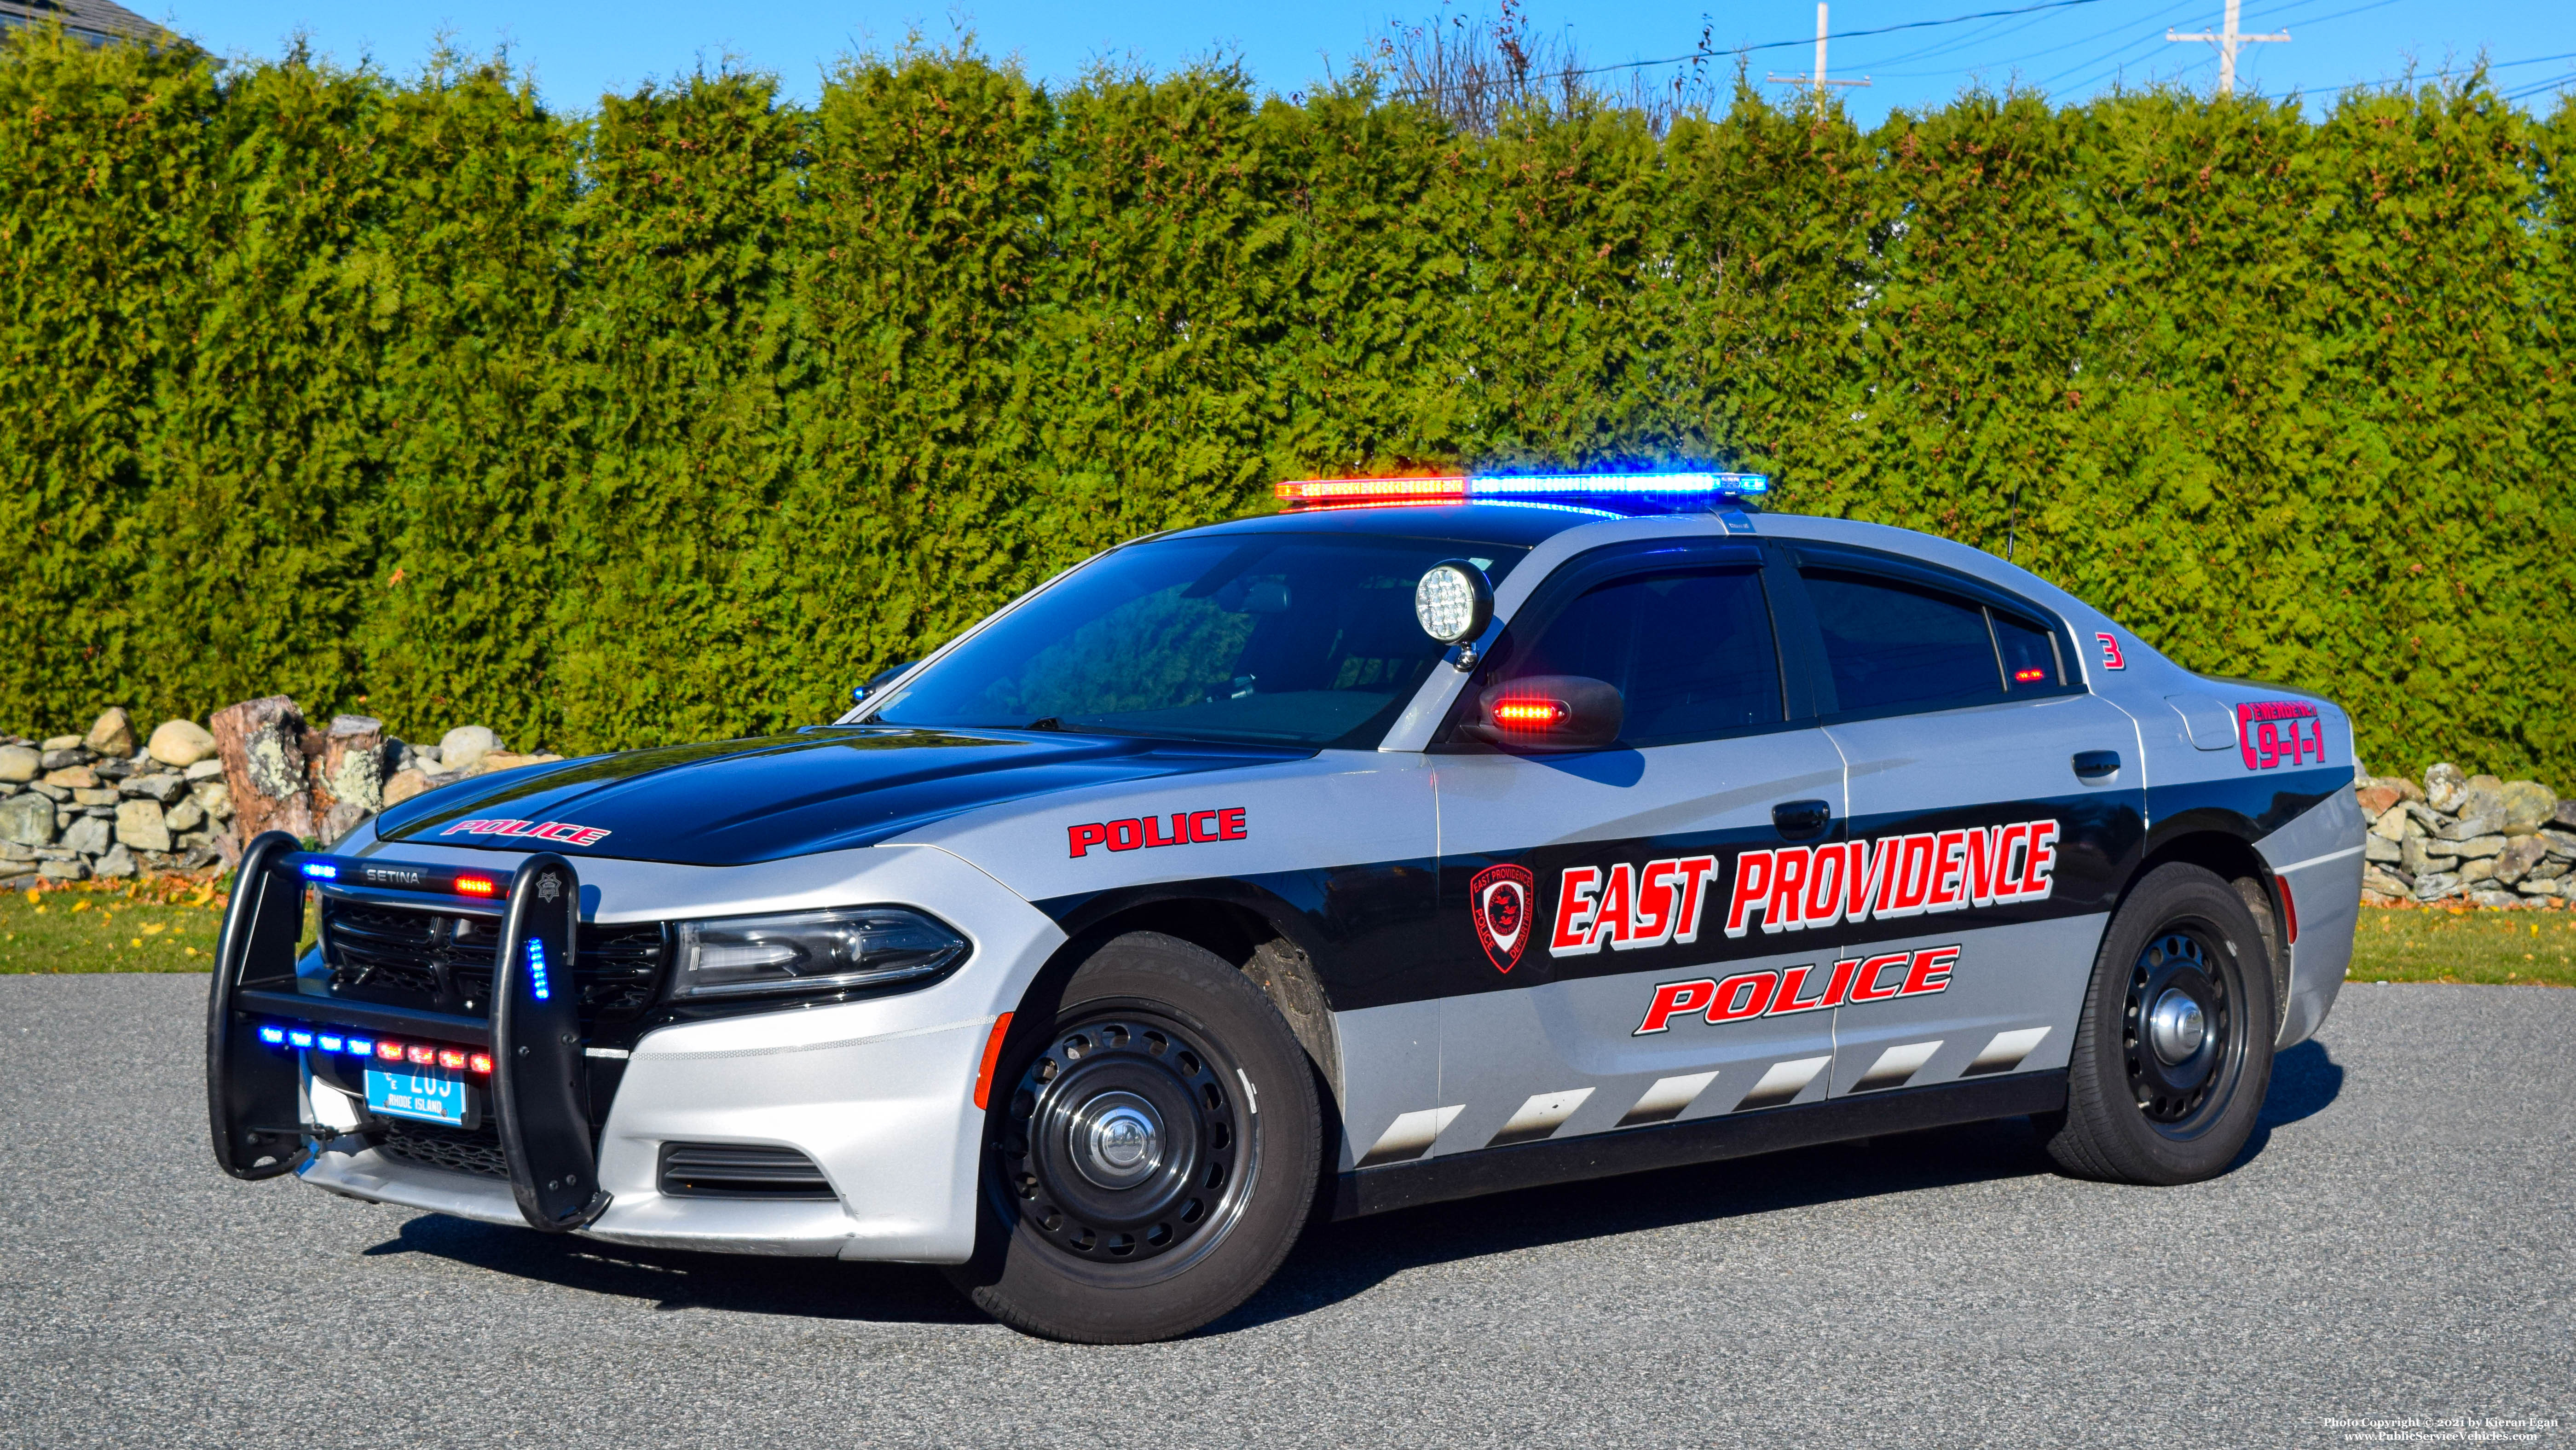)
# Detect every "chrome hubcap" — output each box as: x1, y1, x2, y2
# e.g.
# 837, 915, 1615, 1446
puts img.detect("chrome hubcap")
1074, 1093, 1164, 1189
2148, 988, 2206, 1065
